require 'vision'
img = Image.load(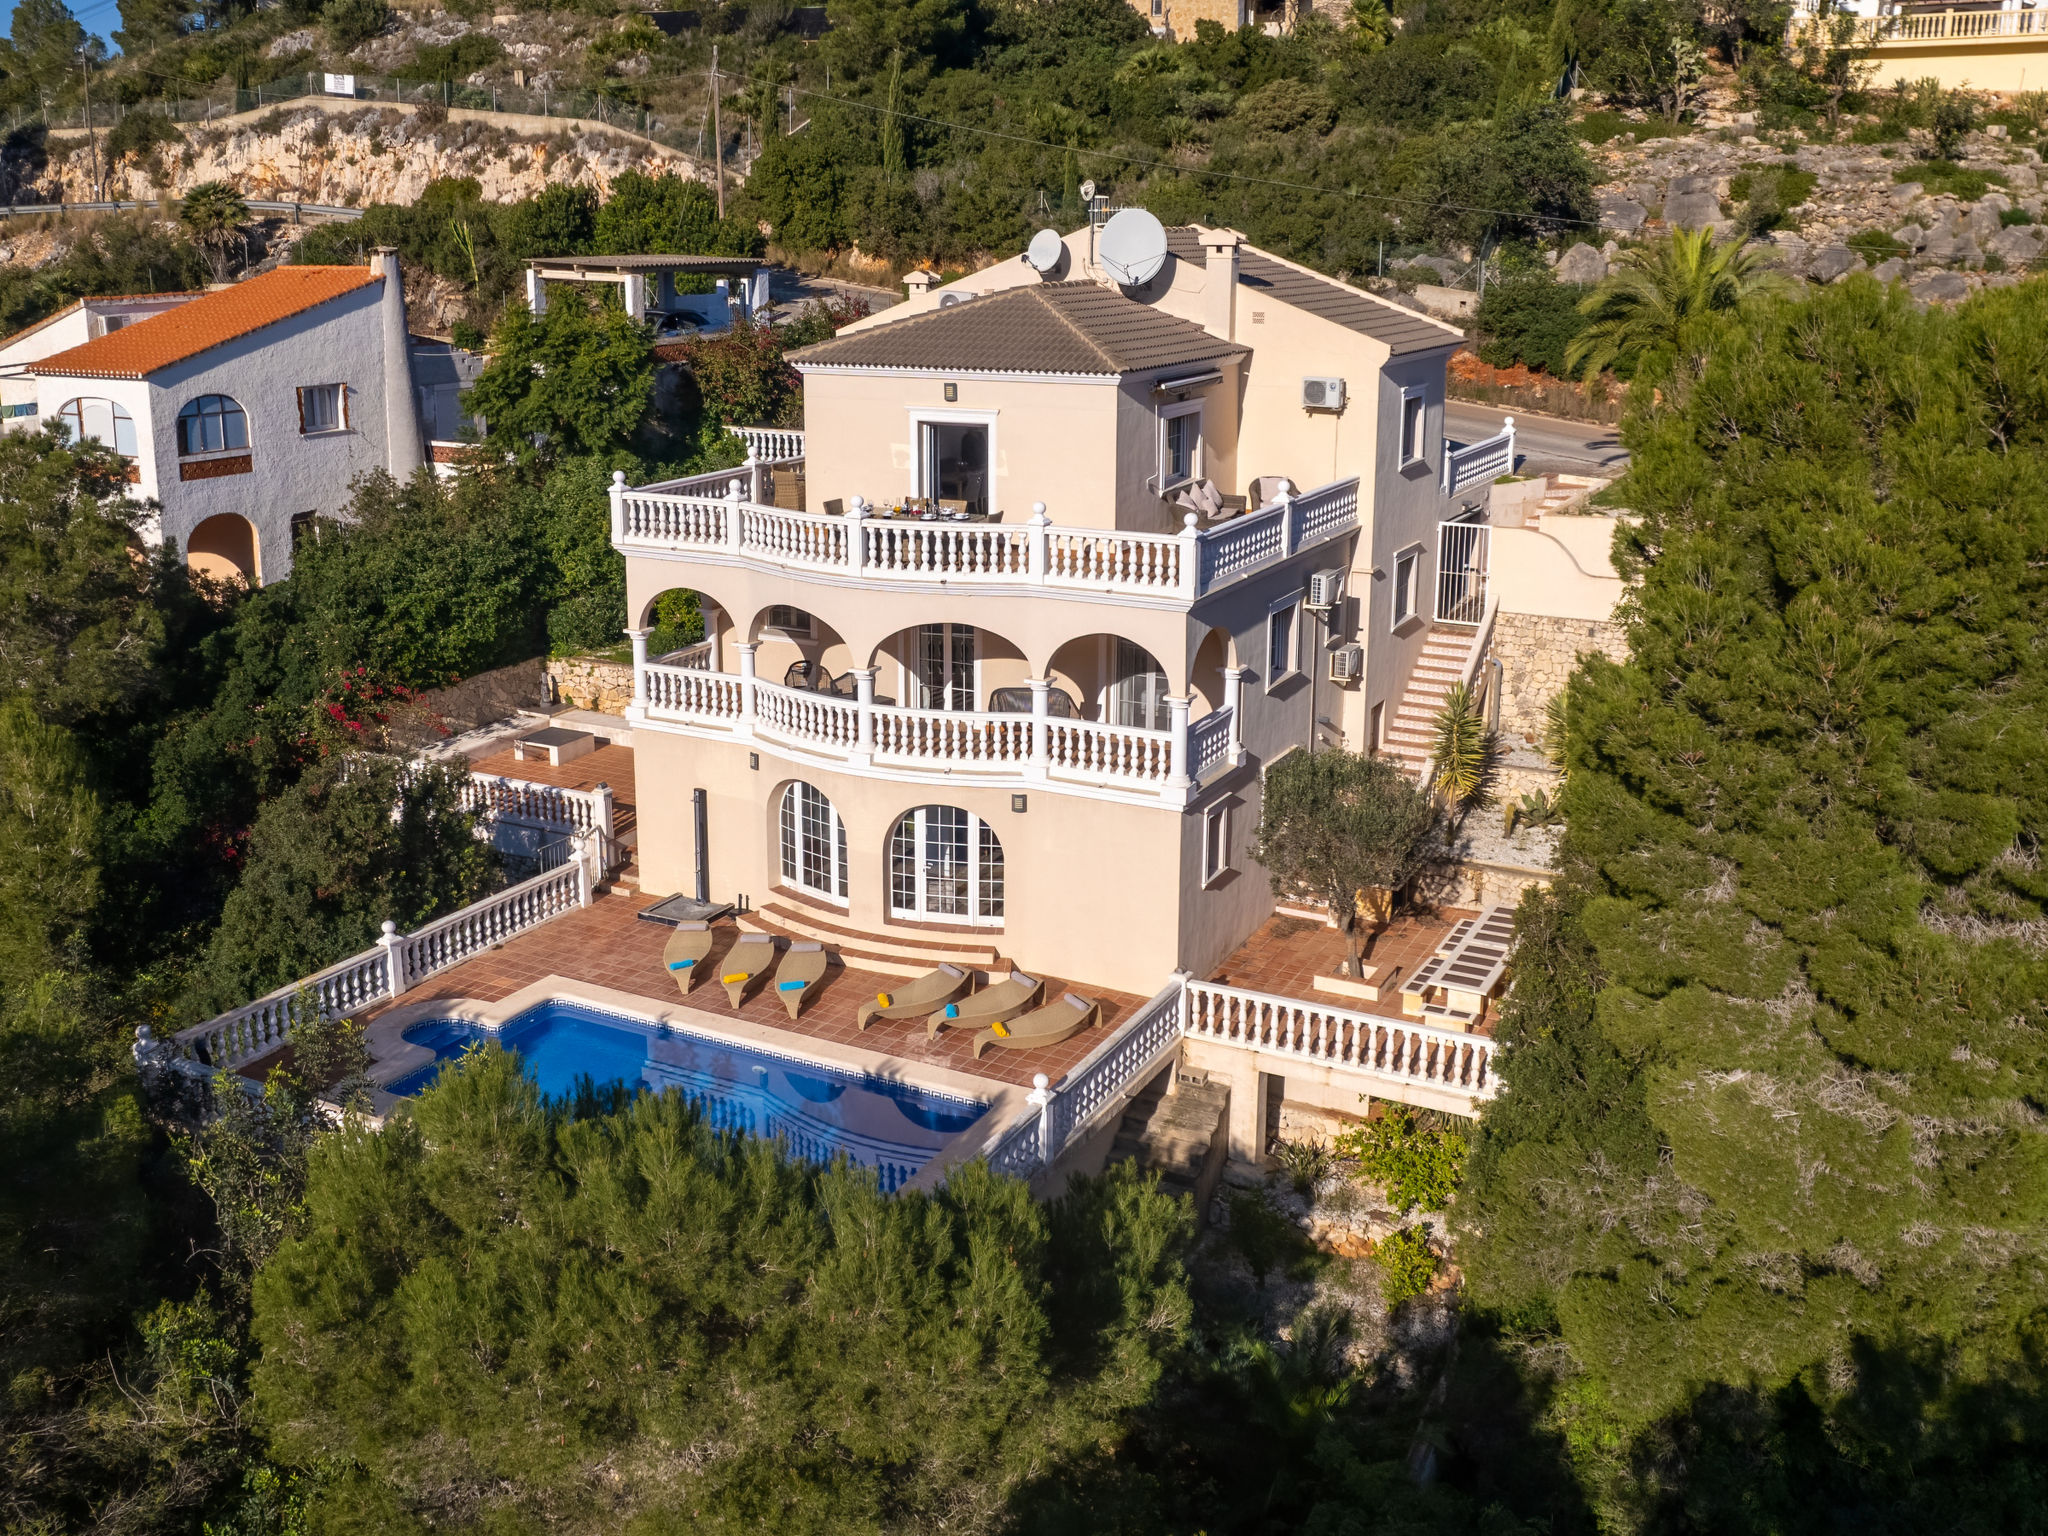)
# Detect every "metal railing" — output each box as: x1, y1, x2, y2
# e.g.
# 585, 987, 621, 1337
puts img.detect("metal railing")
0, 197, 362, 221
1436, 519, 1491, 626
